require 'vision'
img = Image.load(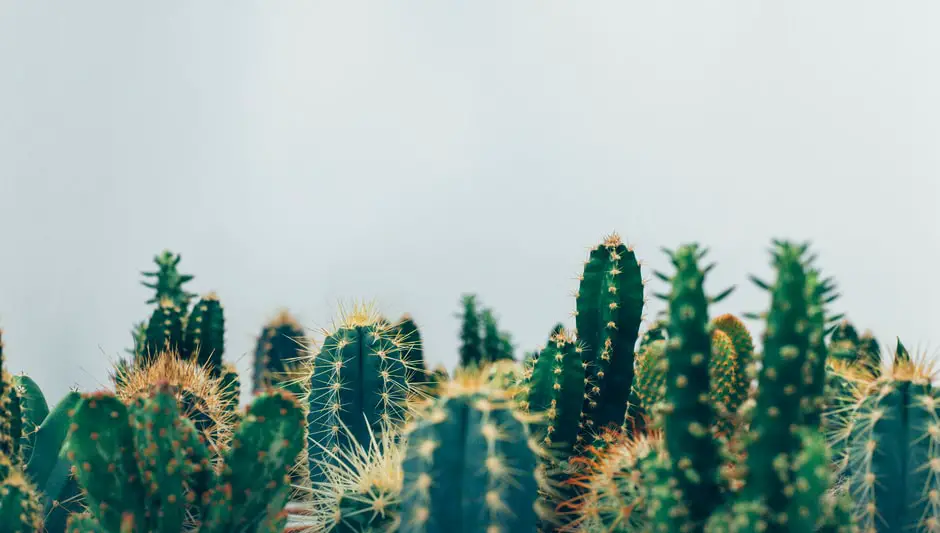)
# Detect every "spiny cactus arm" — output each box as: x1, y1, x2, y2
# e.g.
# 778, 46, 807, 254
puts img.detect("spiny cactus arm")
656, 244, 729, 529
126, 384, 194, 533
143, 299, 184, 365
626, 339, 666, 433
183, 293, 226, 374
141, 249, 196, 309
201, 389, 305, 532
219, 362, 241, 410
24, 391, 80, 488
0, 466, 44, 533
523, 331, 585, 457
743, 241, 812, 523
800, 266, 840, 430
786, 429, 835, 531
576, 234, 645, 435
5, 373, 23, 458
710, 314, 755, 404
13, 374, 49, 459
63, 392, 148, 531
708, 329, 742, 436
394, 314, 427, 381
252, 311, 307, 394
